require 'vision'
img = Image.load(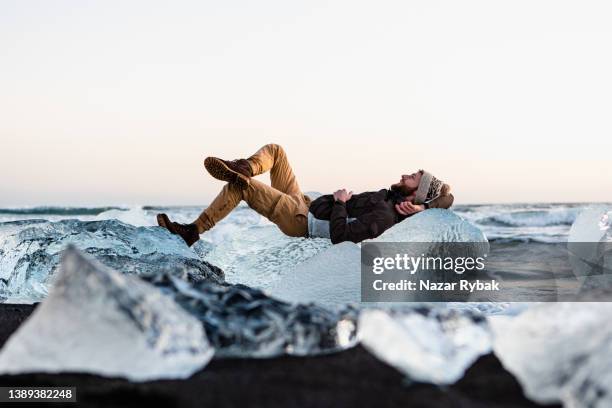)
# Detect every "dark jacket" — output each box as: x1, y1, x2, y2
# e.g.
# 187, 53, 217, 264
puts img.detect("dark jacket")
308, 189, 454, 244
